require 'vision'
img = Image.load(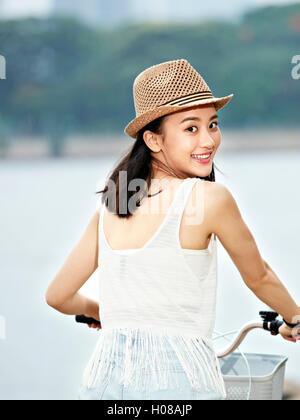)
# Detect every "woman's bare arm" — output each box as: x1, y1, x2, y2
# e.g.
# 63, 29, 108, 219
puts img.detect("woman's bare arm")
45, 207, 101, 321
204, 182, 300, 329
